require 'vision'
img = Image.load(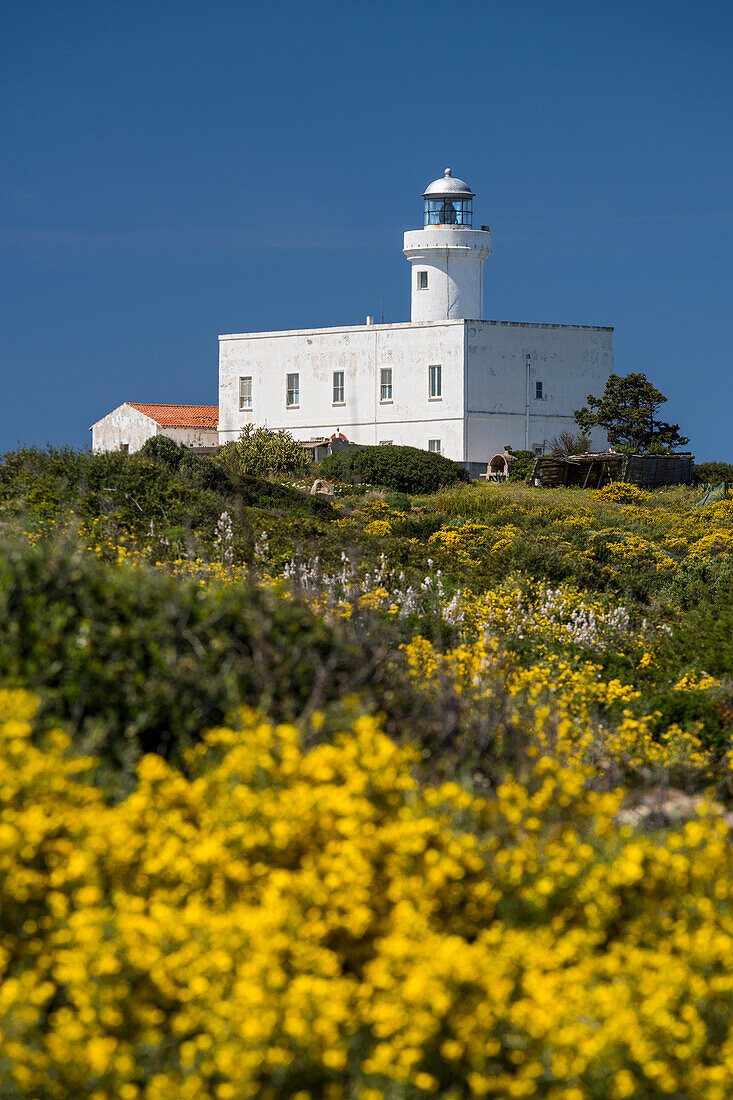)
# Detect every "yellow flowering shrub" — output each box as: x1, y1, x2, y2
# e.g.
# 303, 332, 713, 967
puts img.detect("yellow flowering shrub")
401, 632, 715, 779
687, 530, 733, 557
674, 670, 722, 693
597, 482, 651, 504
428, 522, 491, 563
581, 529, 678, 576
364, 519, 393, 536
5, 690, 733, 1098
